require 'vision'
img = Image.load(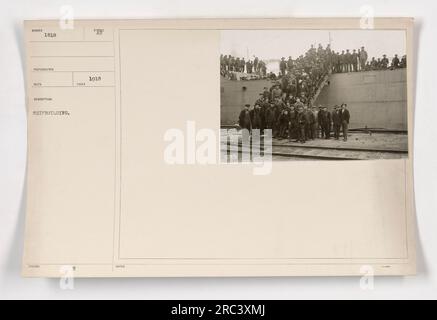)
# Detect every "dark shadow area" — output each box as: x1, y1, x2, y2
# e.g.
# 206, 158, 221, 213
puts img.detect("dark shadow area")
3, 22, 27, 278
411, 19, 428, 276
